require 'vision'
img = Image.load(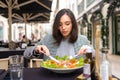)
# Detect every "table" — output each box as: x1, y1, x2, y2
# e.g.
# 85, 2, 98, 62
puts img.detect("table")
3, 68, 83, 80
23, 68, 120, 80
0, 48, 29, 67
0, 69, 8, 80
23, 68, 83, 80
1, 68, 120, 80
0, 48, 25, 58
